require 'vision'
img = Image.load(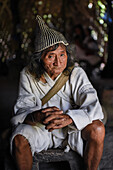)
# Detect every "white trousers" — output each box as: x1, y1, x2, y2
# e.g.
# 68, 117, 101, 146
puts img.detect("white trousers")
10, 123, 83, 156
